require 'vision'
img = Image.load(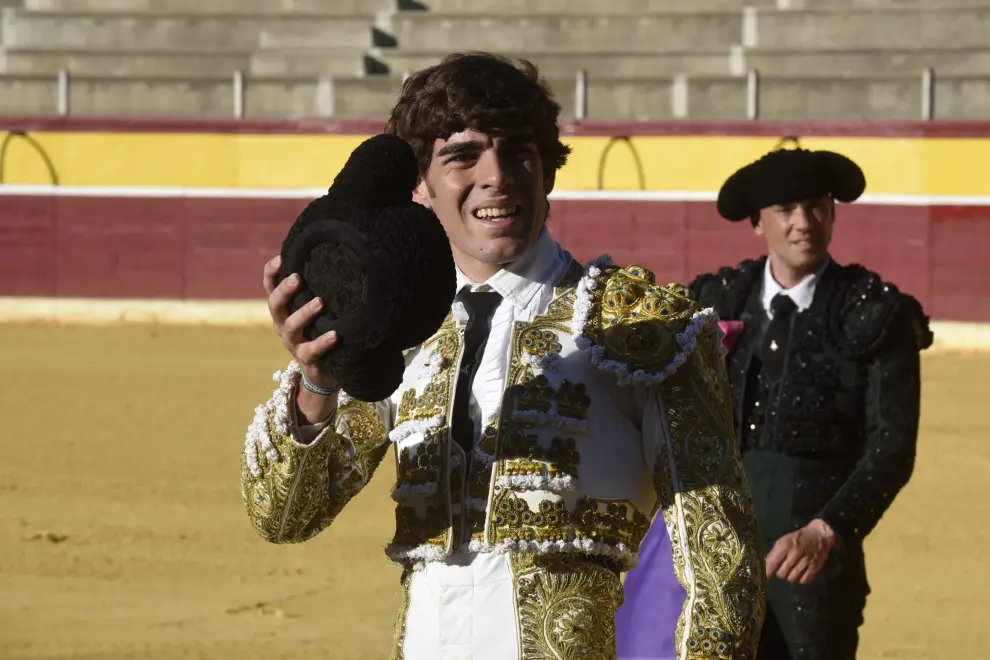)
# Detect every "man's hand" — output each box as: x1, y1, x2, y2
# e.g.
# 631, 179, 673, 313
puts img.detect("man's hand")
765, 518, 839, 585
264, 255, 340, 426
